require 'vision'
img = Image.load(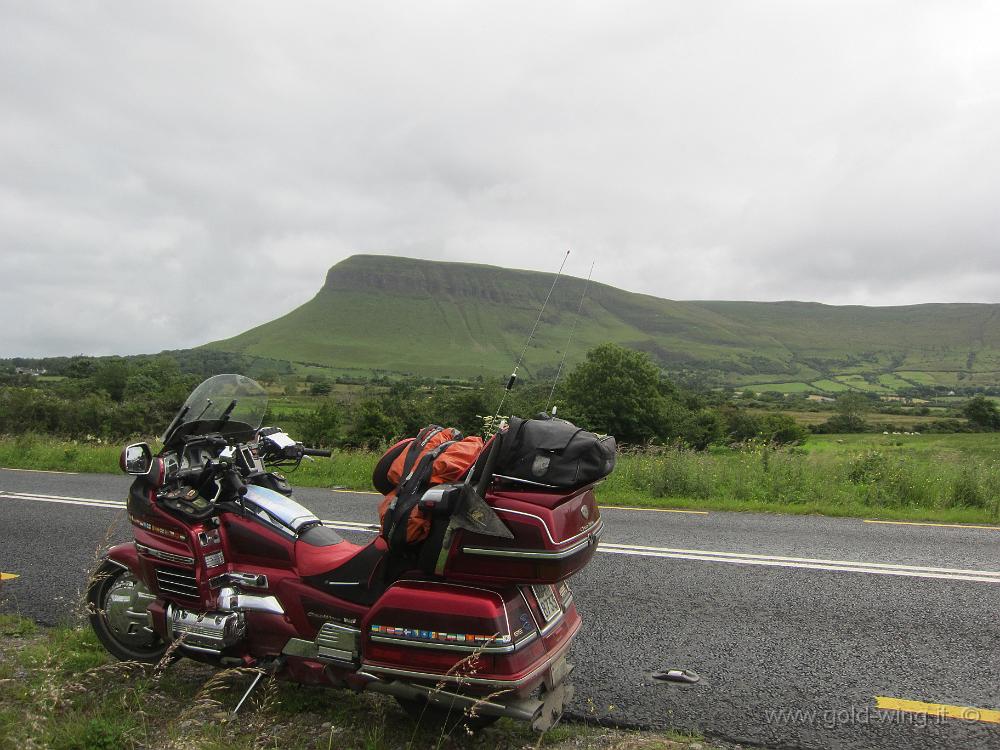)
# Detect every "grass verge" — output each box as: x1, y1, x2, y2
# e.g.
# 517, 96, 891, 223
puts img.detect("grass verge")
0, 614, 715, 750
2, 433, 999, 524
